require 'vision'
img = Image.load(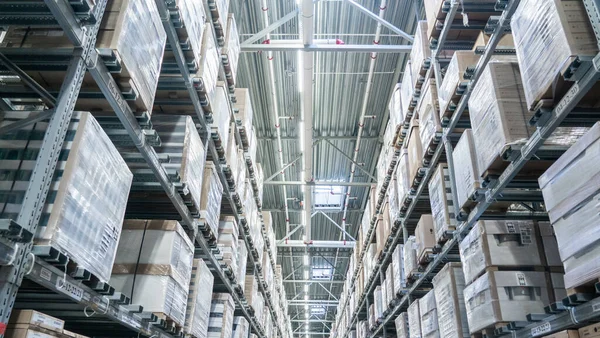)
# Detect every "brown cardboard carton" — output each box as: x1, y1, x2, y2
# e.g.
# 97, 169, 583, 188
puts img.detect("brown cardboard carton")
543, 330, 580, 338
8, 310, 64, 333
407, 125, 424, 186
580, 323, 600, 338
5, 329, 57, 338
415, 215, 436, 263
